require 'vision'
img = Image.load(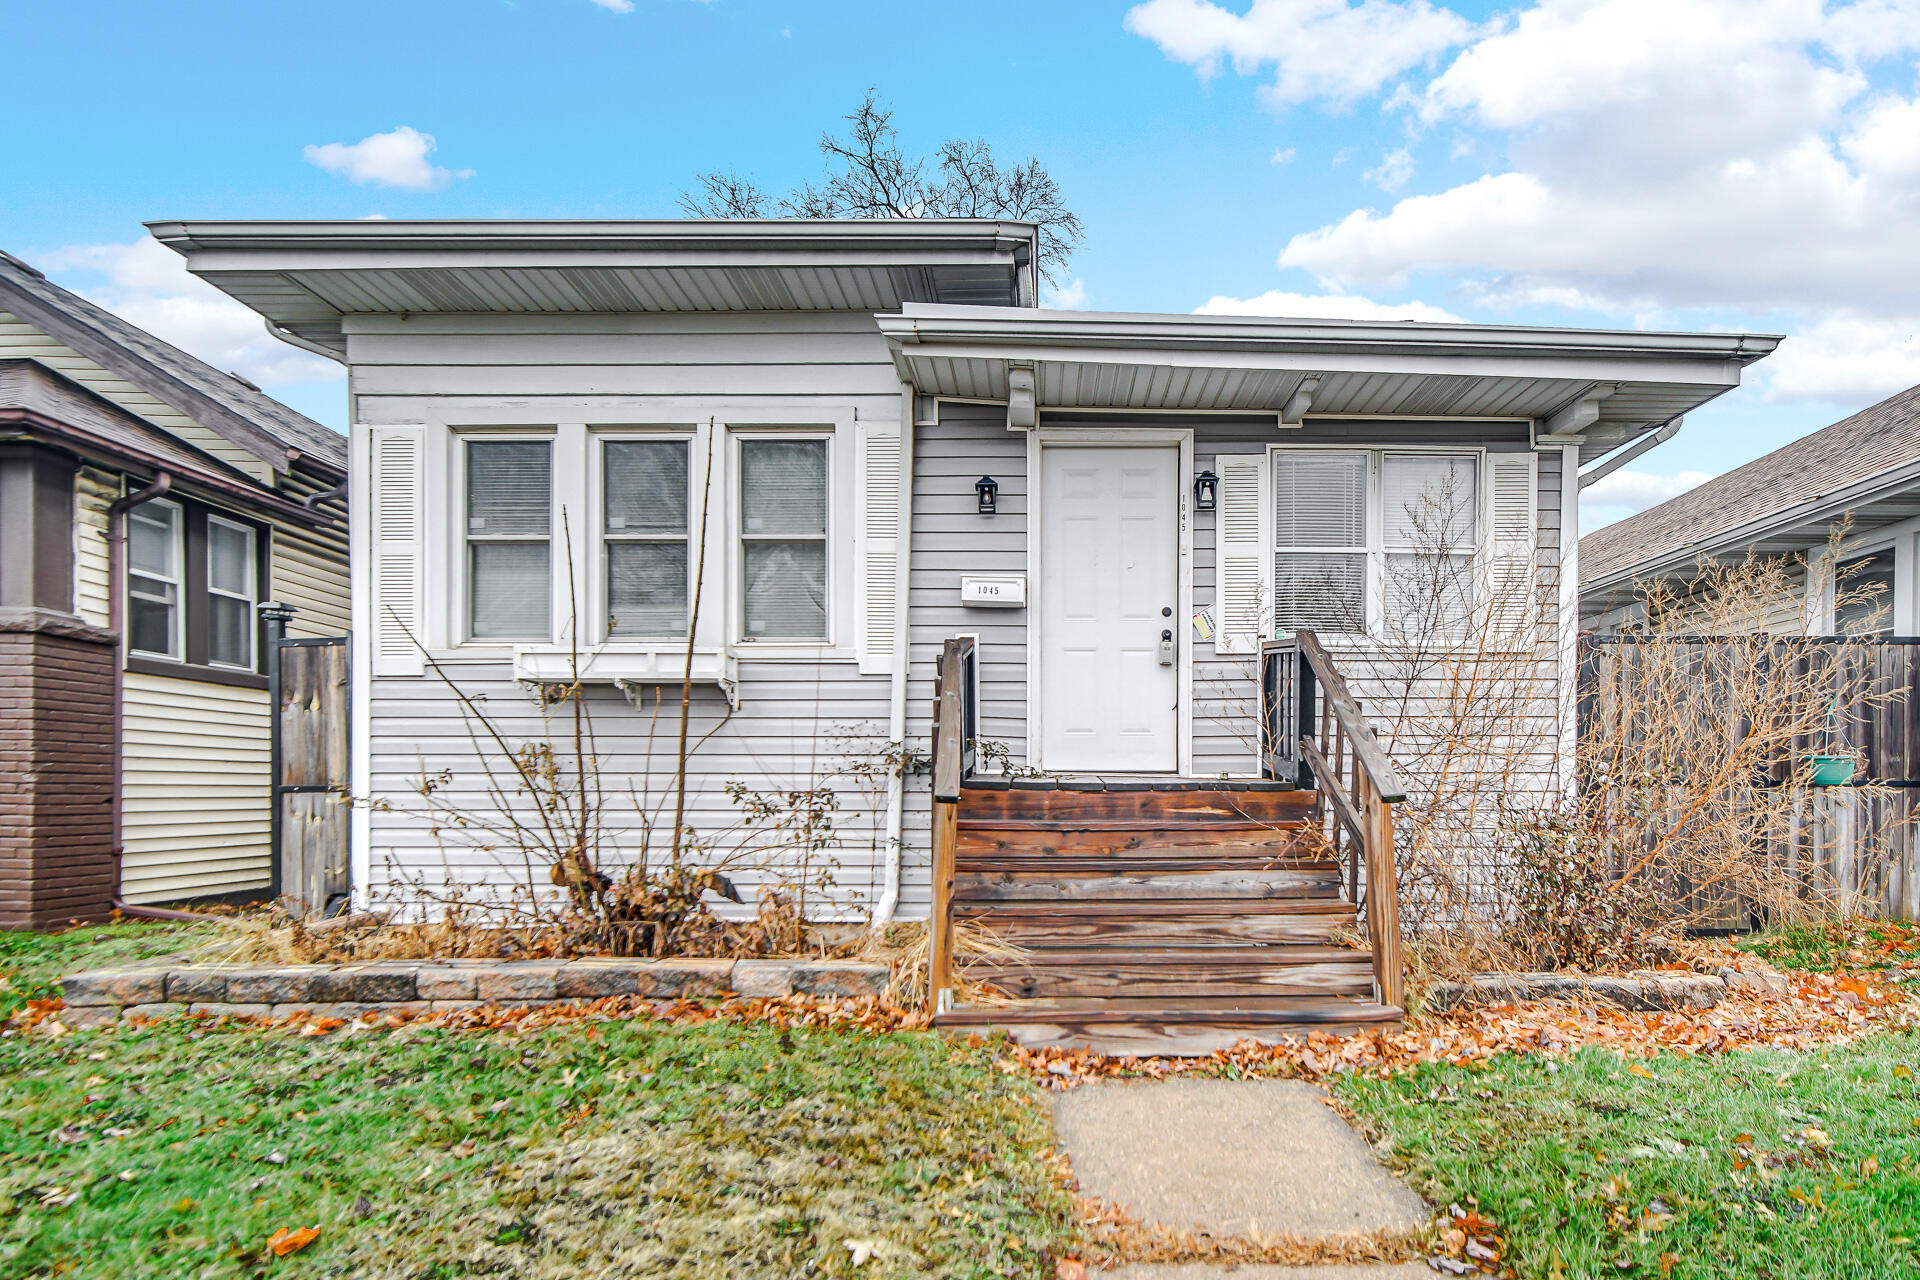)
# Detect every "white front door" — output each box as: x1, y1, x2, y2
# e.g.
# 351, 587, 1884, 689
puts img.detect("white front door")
1039, 444, 1181, 772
